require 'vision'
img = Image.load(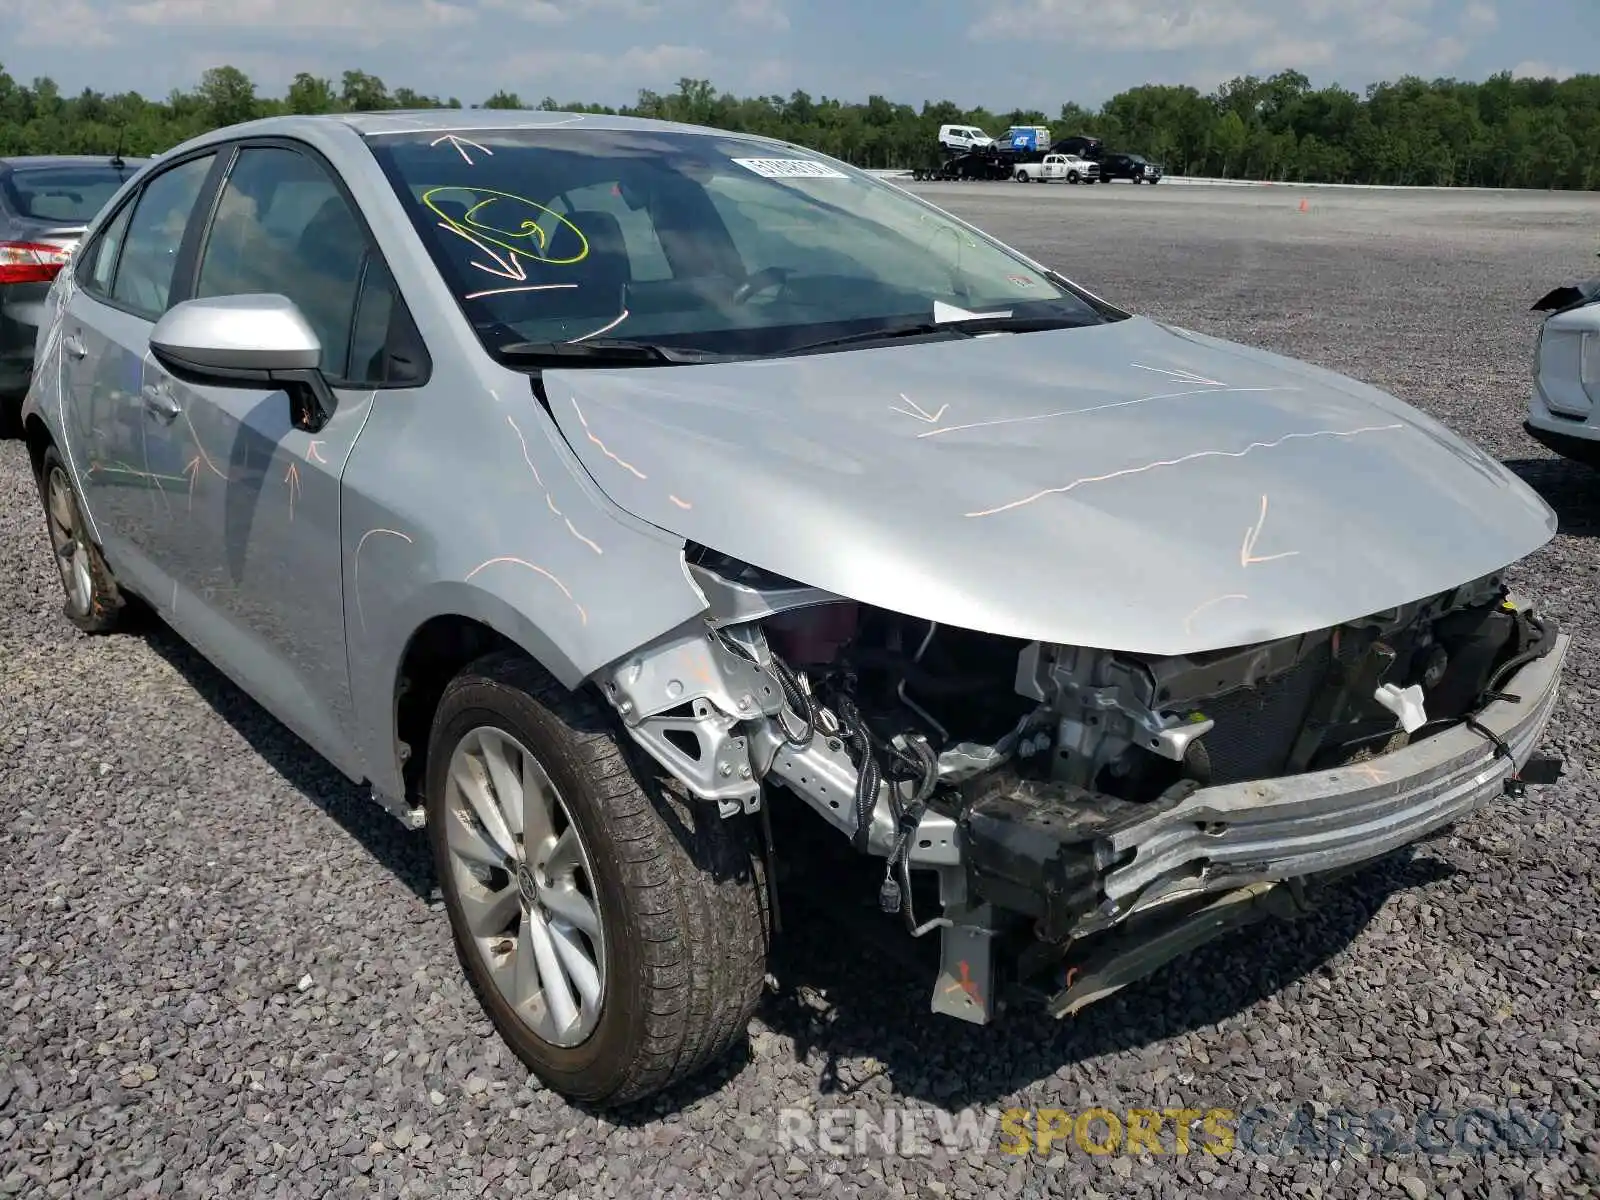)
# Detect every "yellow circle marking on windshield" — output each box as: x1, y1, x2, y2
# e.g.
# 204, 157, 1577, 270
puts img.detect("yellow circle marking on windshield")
423, 187, 590, 265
